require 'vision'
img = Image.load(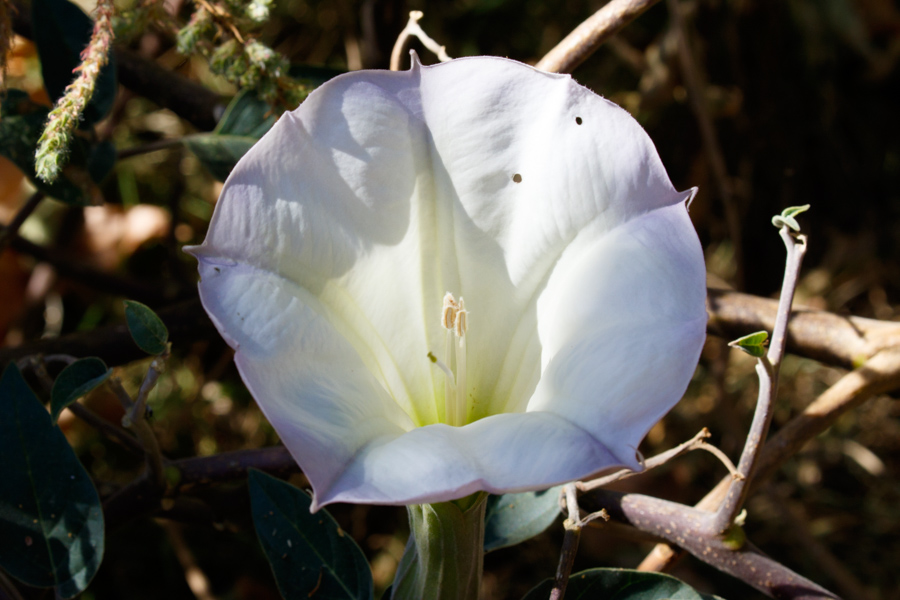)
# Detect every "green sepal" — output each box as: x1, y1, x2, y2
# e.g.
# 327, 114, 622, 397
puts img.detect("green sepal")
392, 495, 487, 600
